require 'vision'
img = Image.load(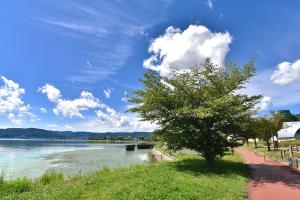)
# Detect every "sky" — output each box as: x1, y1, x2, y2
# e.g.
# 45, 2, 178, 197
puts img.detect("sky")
1, 0, 300, 132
